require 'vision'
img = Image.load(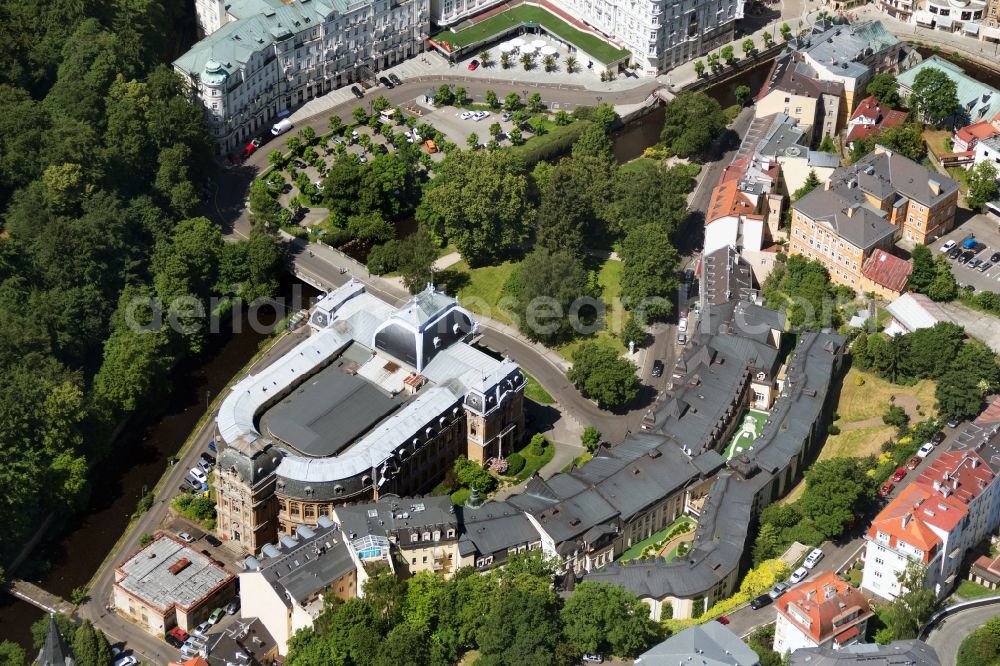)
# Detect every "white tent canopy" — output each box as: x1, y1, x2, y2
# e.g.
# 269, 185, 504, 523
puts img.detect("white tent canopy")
509, 37, 526, 47
540, 45, 558, 56
498, 42, 515, 53
531, 39, 547, 48
521, 44, 538, 54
